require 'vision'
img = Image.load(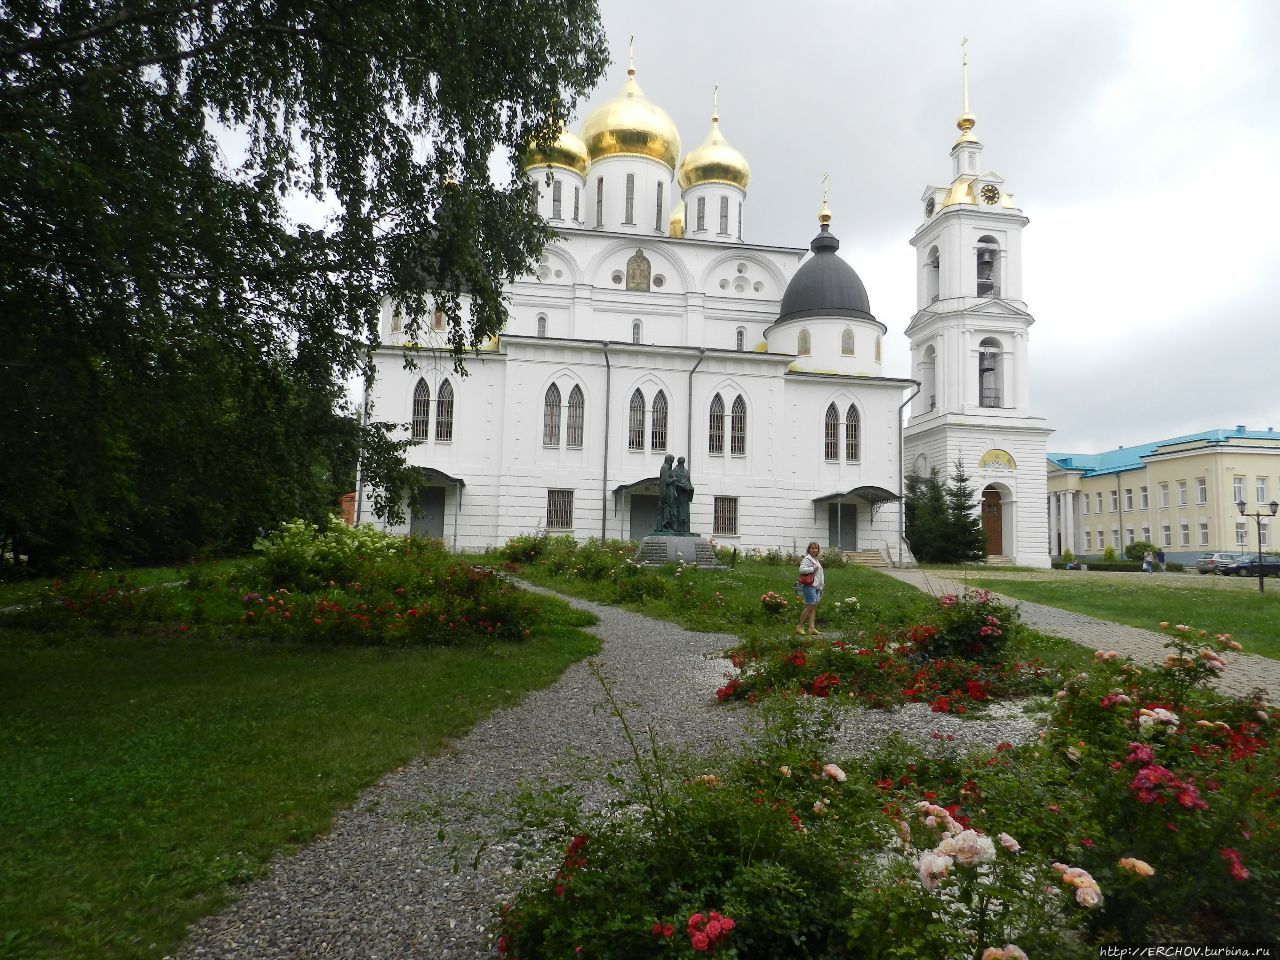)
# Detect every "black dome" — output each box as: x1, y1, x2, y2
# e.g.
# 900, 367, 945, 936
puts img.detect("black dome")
777, 225, 874, 322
